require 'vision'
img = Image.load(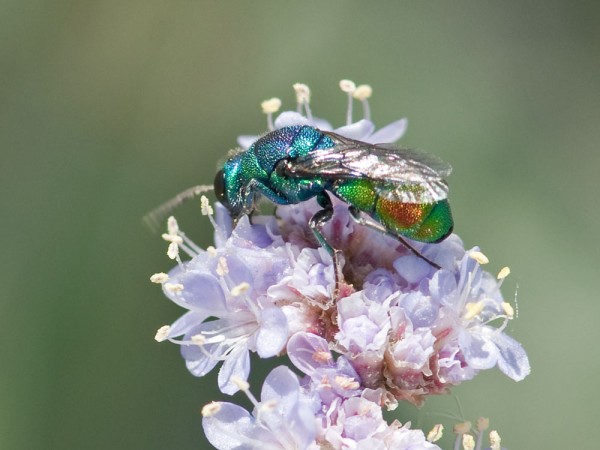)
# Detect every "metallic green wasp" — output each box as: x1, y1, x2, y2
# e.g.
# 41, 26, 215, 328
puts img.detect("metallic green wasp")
213, 125, 453, 270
